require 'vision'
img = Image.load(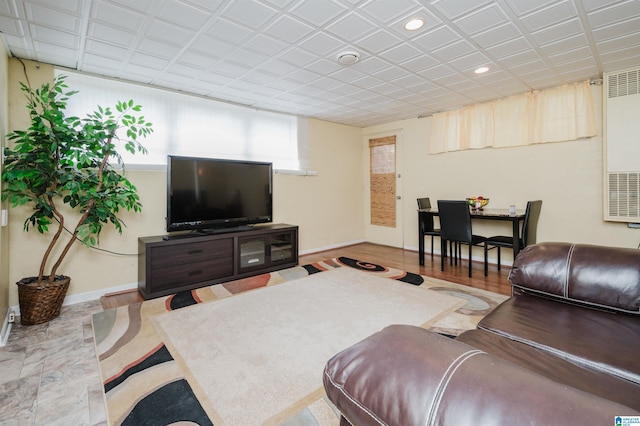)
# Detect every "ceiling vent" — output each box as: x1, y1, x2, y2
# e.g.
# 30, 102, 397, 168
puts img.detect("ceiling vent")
337, 51, 360, 65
